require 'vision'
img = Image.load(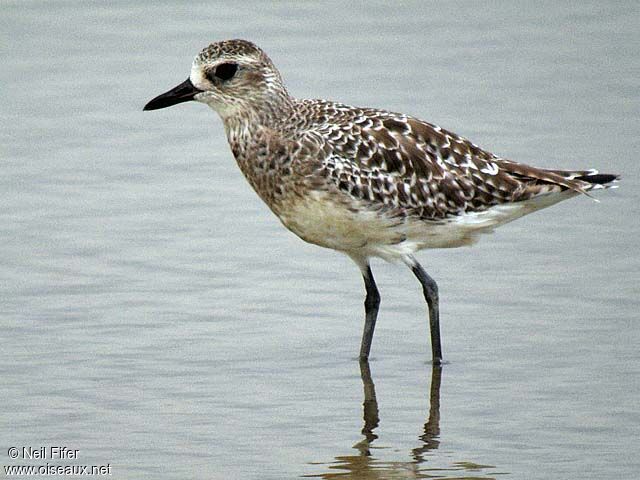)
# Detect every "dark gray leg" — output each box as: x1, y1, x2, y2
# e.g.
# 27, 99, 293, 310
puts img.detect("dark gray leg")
411, 261, 443, 364
359, 265, 381, 360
